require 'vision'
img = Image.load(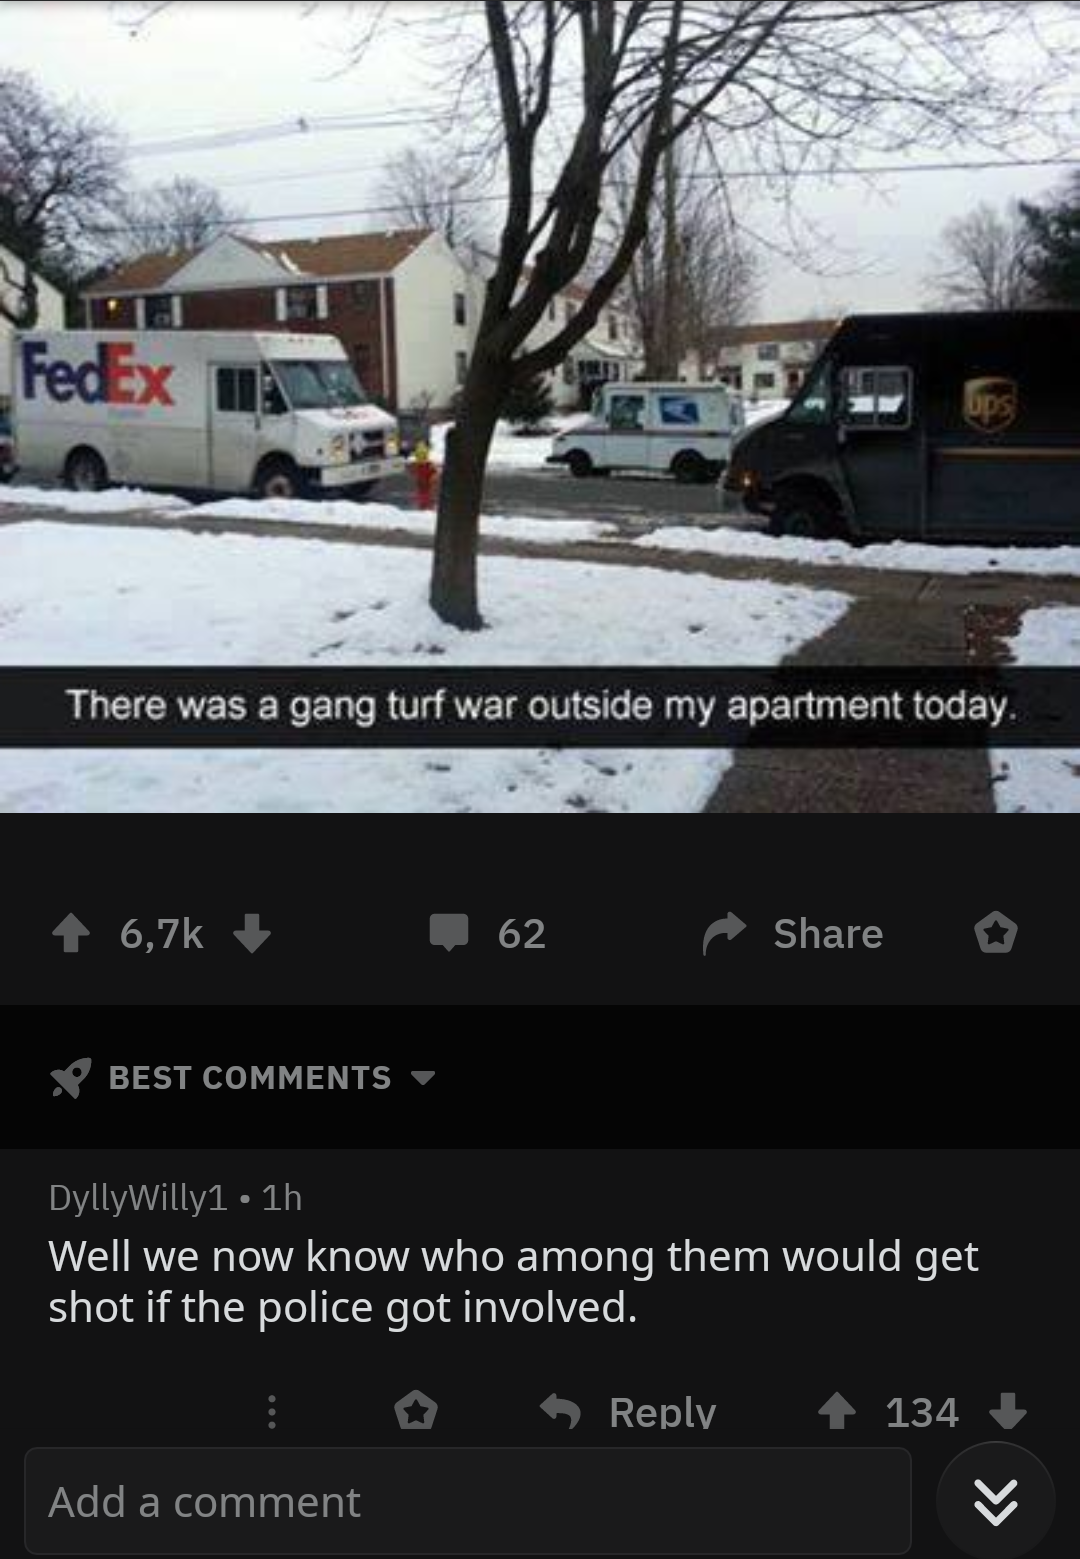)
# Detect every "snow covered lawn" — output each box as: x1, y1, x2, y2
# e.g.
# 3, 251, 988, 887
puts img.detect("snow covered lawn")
194, 497, 615, 547
640, 525, 1080, 580
431, 416, 590, 473
993, 607, 1080, 814
0, 522, 847, 814
0, 485, 188, 515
